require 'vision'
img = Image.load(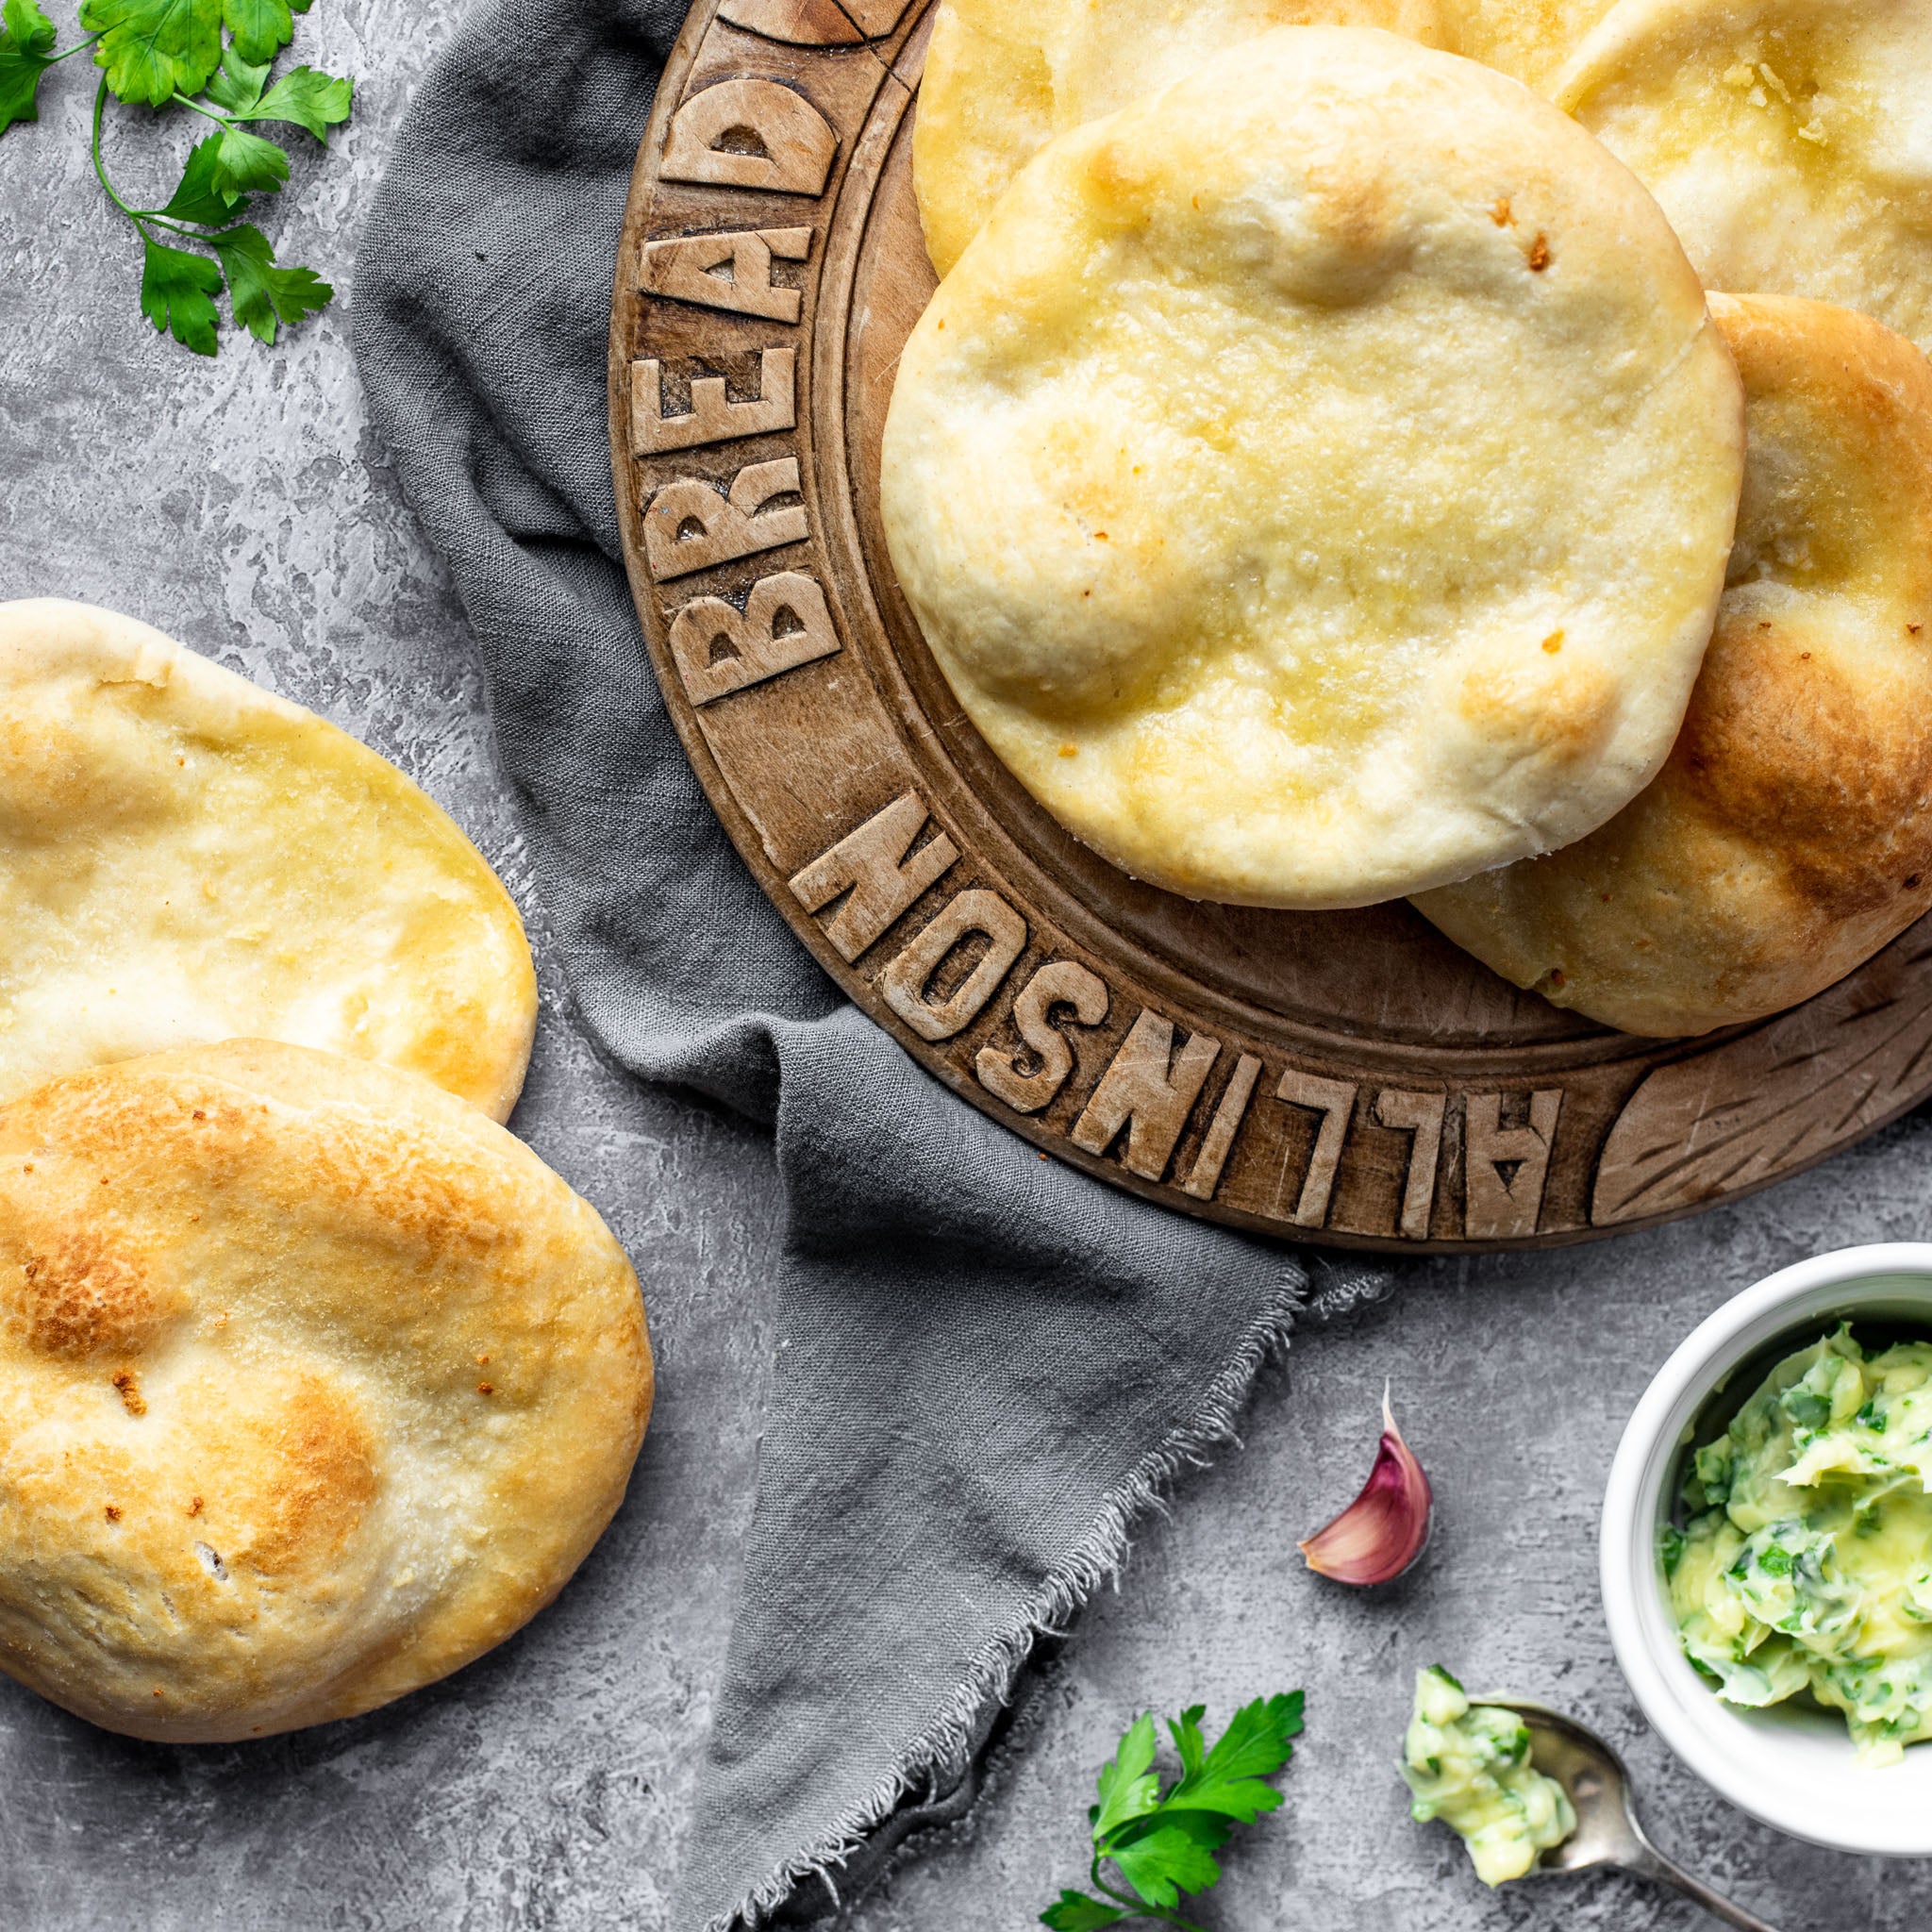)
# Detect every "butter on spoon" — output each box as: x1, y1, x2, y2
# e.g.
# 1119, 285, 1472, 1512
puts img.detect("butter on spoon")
1403, 1668, 1575, 1884
1474, 1695, 1784, 1931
